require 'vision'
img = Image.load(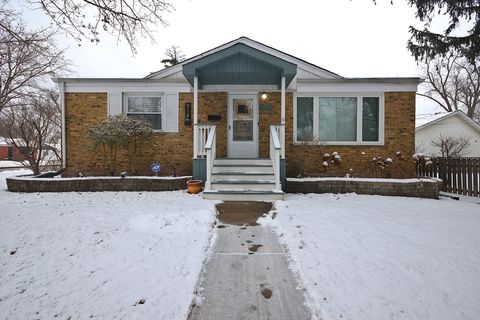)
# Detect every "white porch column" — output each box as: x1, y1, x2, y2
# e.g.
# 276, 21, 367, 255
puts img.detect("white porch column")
193, 75, 198, 158
281, 76, 286, 159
